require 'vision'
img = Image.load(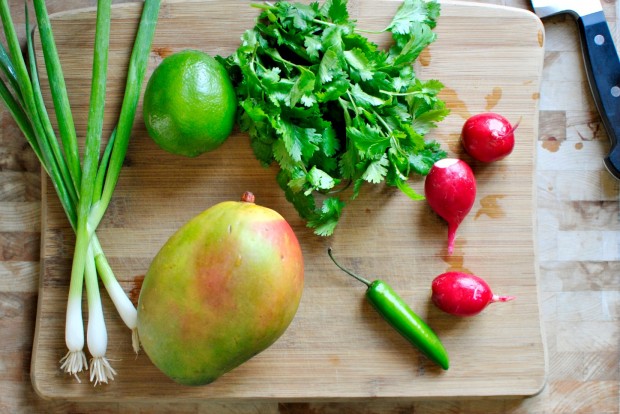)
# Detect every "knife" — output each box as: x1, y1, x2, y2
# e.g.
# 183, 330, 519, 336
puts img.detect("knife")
530, 0, 620, 179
